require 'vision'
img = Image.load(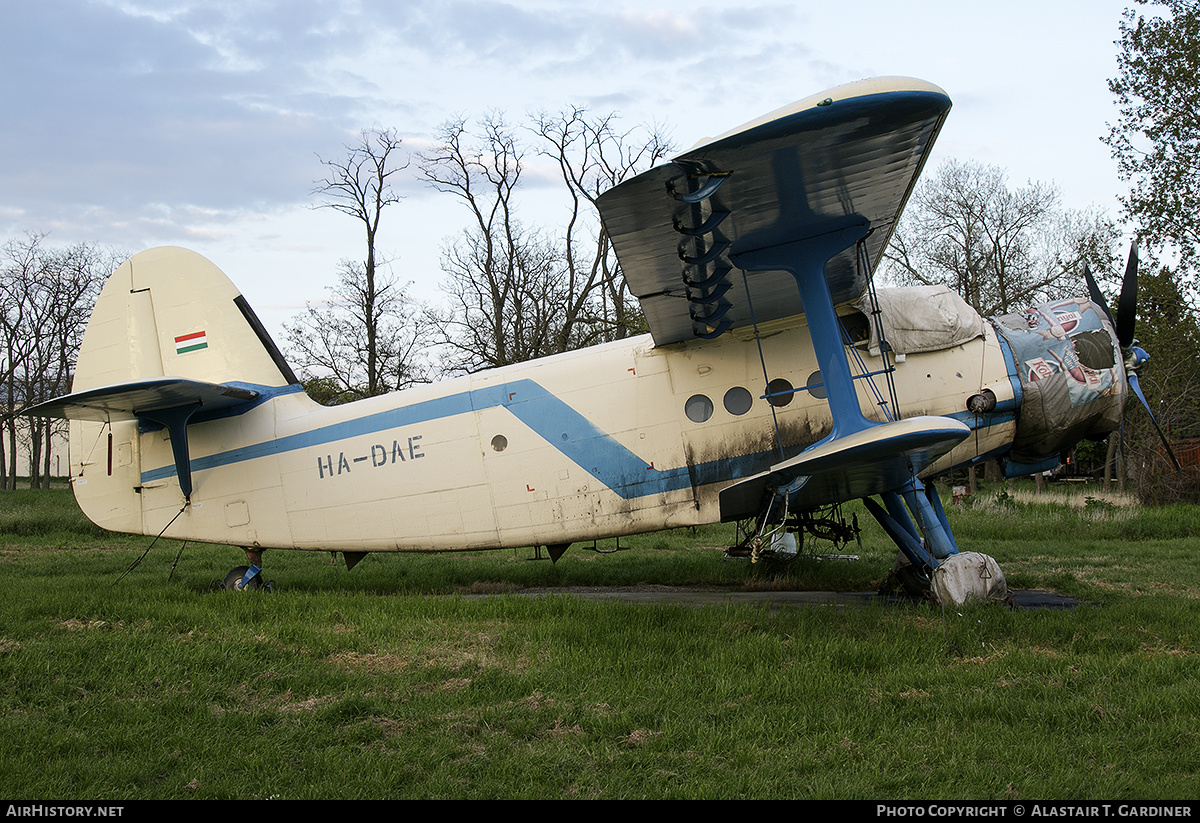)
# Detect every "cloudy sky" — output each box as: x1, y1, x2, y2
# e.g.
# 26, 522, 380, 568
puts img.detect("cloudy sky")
1, 0, 1138, 339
